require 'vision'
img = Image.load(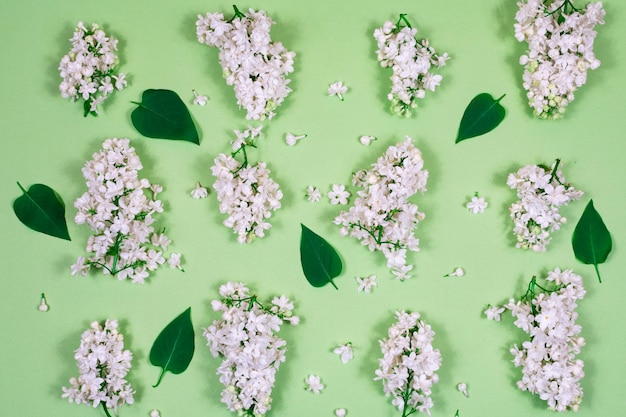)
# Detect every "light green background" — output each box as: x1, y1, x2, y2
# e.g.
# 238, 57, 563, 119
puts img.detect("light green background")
1, 0, 624, 416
